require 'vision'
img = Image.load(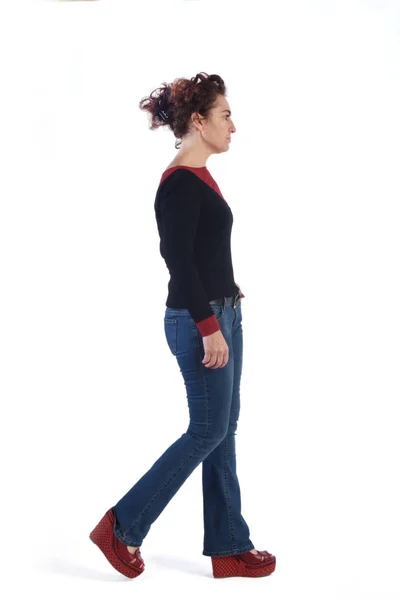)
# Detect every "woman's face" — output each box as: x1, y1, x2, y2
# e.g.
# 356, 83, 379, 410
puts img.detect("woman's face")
197, 95, 236, 154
